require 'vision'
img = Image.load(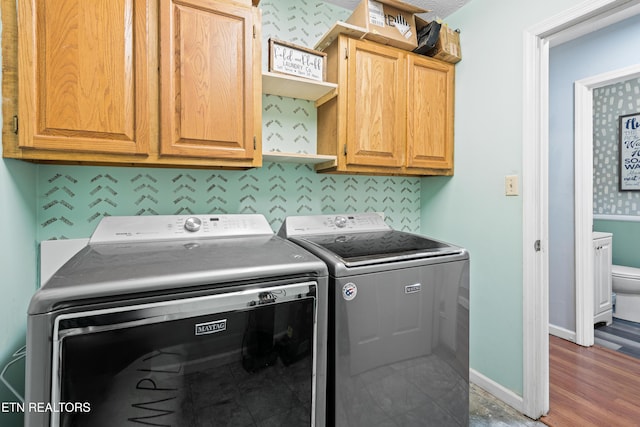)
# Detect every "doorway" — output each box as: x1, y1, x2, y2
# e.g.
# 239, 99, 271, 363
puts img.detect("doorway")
522, 0, 640, 419
574, 65, 640, 347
